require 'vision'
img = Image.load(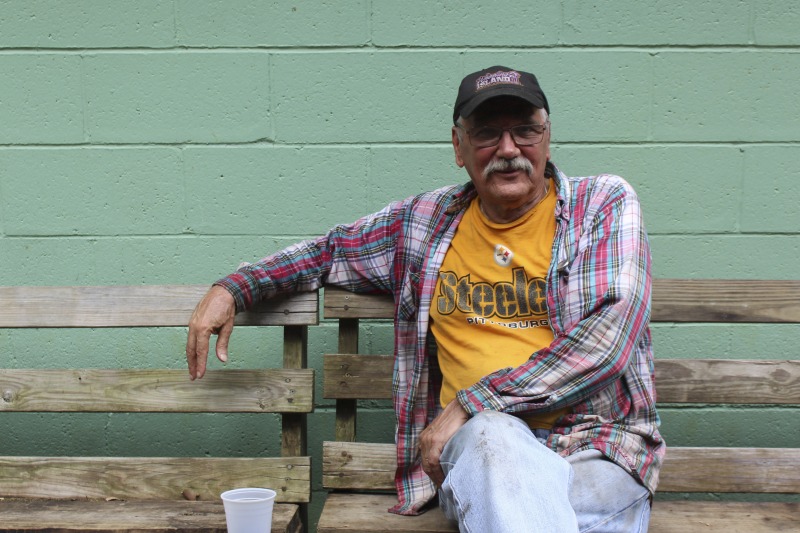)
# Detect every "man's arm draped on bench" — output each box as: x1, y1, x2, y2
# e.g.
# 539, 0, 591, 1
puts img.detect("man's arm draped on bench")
187, 66, 664, 532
